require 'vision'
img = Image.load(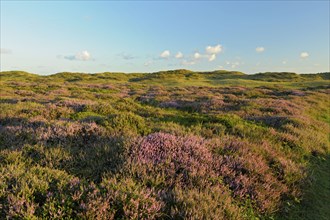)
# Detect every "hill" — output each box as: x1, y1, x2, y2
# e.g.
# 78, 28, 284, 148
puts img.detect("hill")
1, 70, 329, 87
0, 70, 329, 219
